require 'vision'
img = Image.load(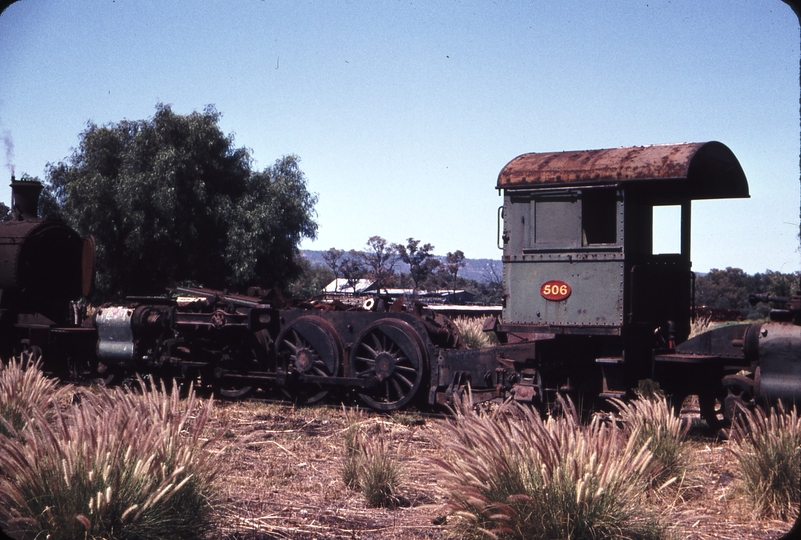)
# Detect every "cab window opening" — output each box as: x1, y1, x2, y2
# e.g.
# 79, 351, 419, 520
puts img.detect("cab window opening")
652, 205, 682, 254
582, 190, 617, 245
